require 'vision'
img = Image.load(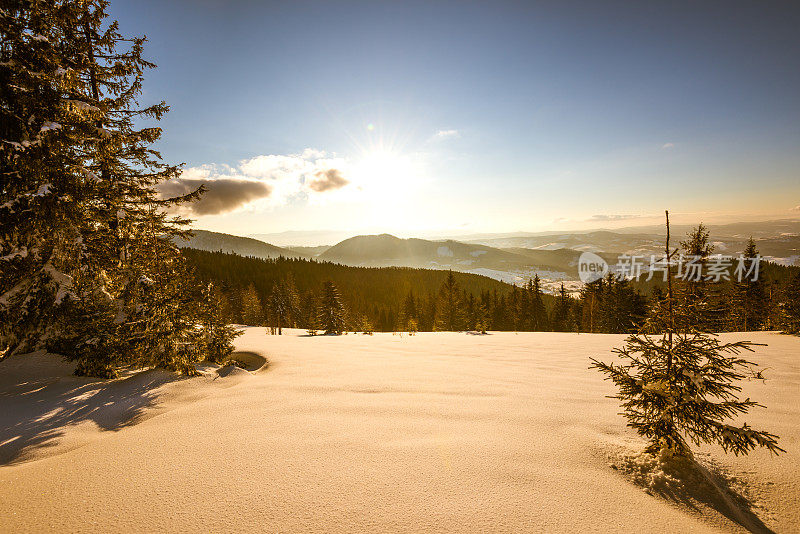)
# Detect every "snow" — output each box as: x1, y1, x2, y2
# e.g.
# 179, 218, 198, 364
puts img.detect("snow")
0, 247, 28, 261
0, 281, 26, 308
763, 255, 800, 267
4, 139, 40, 150
0, 330, 798, 532
64, 100, 100, 113
470, 250, 487, 257
42, 262, 74, 305
80, 168, 100, 182
39, 122, 61, 133
464, 267, 575, 294
533, 242, 567, 250
464, 267, 526, 284
437, 245, 454, 257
